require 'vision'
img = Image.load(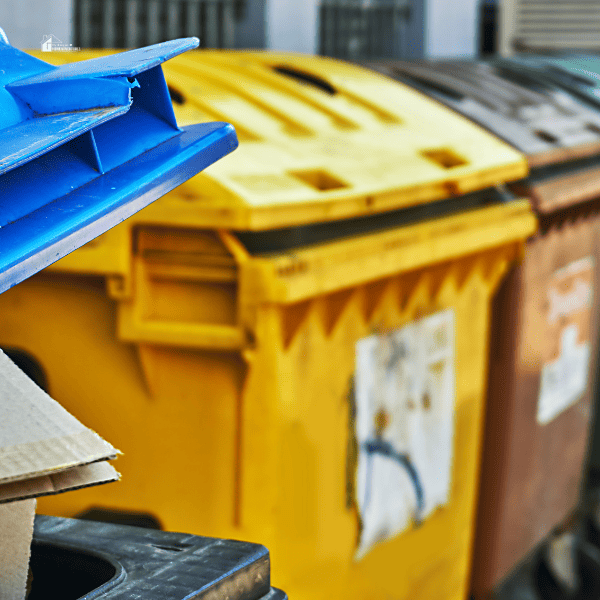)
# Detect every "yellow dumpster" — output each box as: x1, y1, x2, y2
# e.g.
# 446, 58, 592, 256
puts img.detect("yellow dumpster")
7, 50, 536, 600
